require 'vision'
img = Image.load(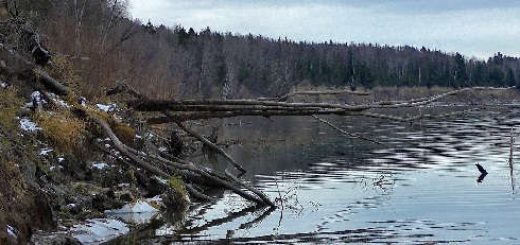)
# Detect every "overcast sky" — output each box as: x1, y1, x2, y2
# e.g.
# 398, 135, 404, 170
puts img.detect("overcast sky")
129, 0, 520, 59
